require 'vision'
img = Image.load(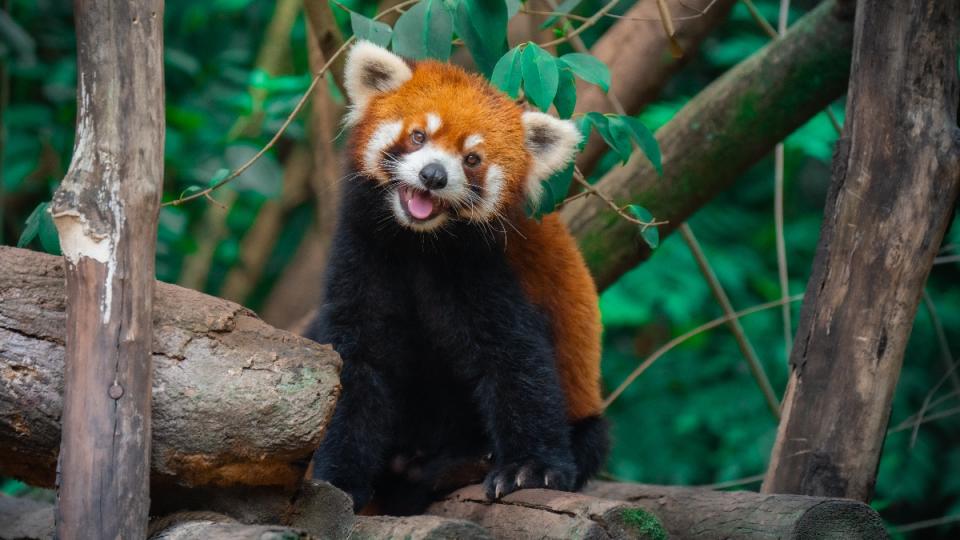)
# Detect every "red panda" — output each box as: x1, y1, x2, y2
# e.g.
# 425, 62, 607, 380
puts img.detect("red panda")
308, 41, 607, 514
